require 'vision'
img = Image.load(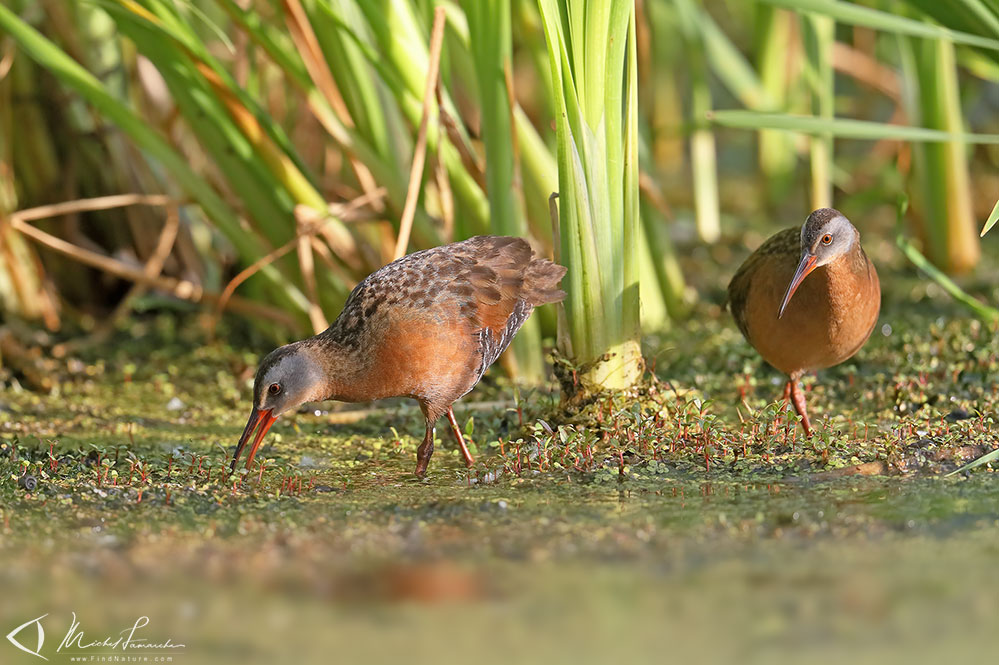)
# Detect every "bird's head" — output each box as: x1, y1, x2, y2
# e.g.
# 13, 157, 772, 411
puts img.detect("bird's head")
778, 208, 859, 318
231, 341, 324, 472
